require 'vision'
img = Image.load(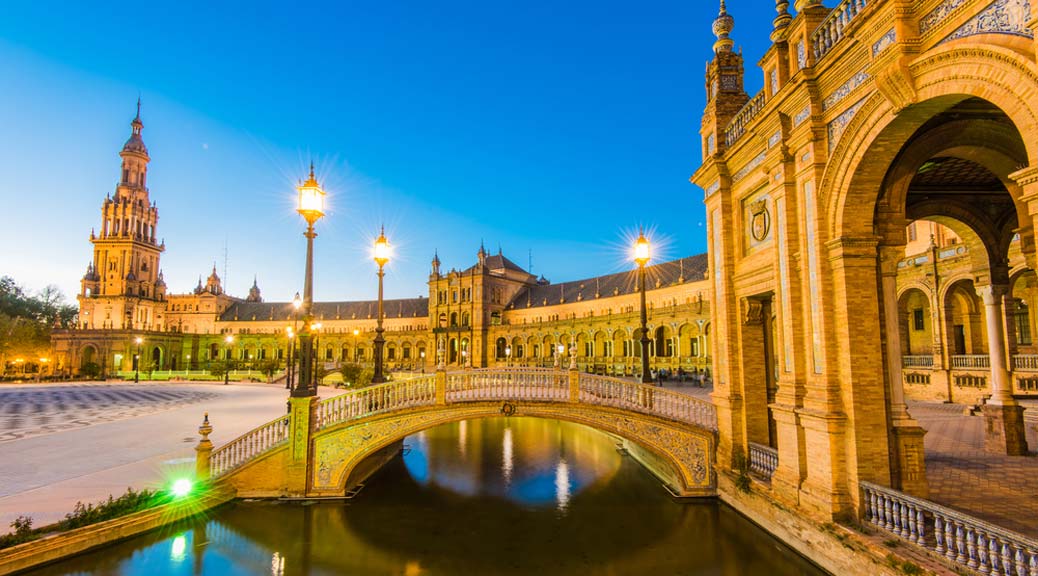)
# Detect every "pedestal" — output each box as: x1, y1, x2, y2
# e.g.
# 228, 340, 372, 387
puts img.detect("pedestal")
287, 396, 319, 495
891, 423, 928, 498
982, 403, 1029, 456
